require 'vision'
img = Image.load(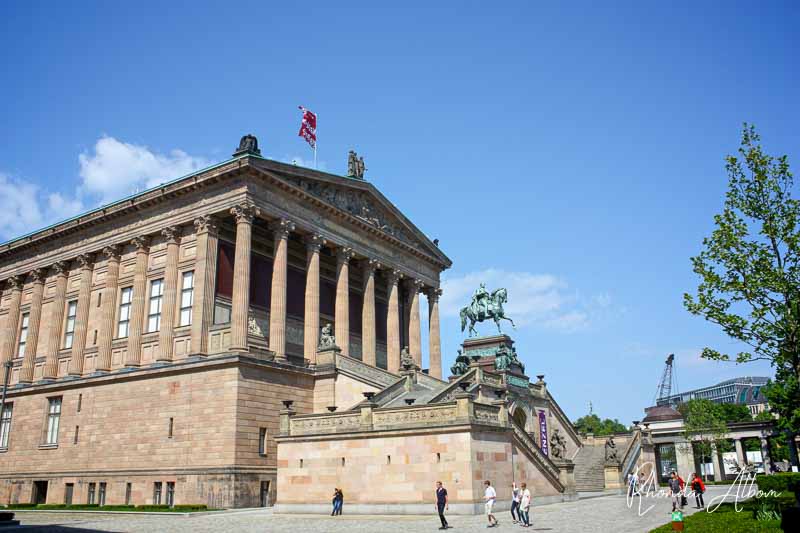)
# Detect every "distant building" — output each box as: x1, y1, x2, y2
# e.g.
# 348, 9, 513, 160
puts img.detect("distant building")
656, 376, 769, 415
